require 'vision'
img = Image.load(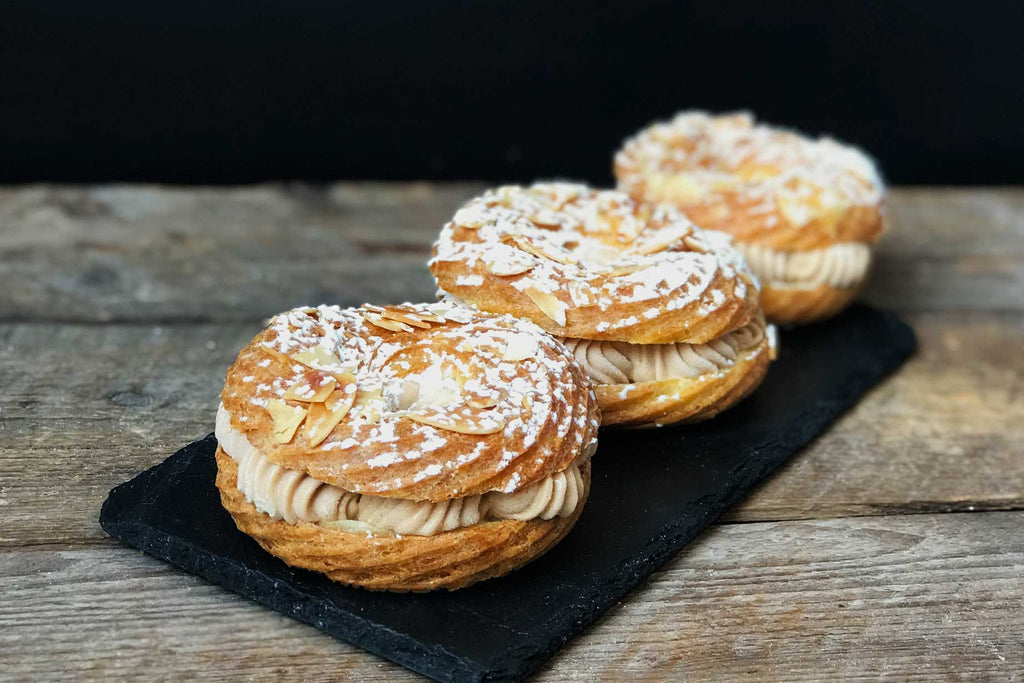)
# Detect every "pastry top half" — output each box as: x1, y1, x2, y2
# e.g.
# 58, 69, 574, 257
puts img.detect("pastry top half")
429, 182, 761, 345
614, 111, 886, 250
220, 302, 600, 503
